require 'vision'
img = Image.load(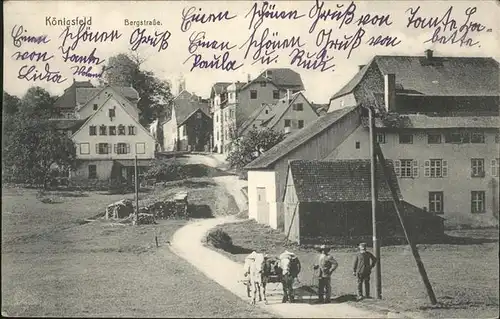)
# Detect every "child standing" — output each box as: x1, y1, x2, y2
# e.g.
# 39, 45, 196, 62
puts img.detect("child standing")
352, 243, 377, 301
